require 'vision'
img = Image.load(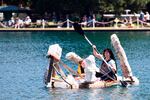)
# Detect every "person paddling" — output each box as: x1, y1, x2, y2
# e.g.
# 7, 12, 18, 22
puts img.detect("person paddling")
65, 52, 85, 76
93, 46, 117, 81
